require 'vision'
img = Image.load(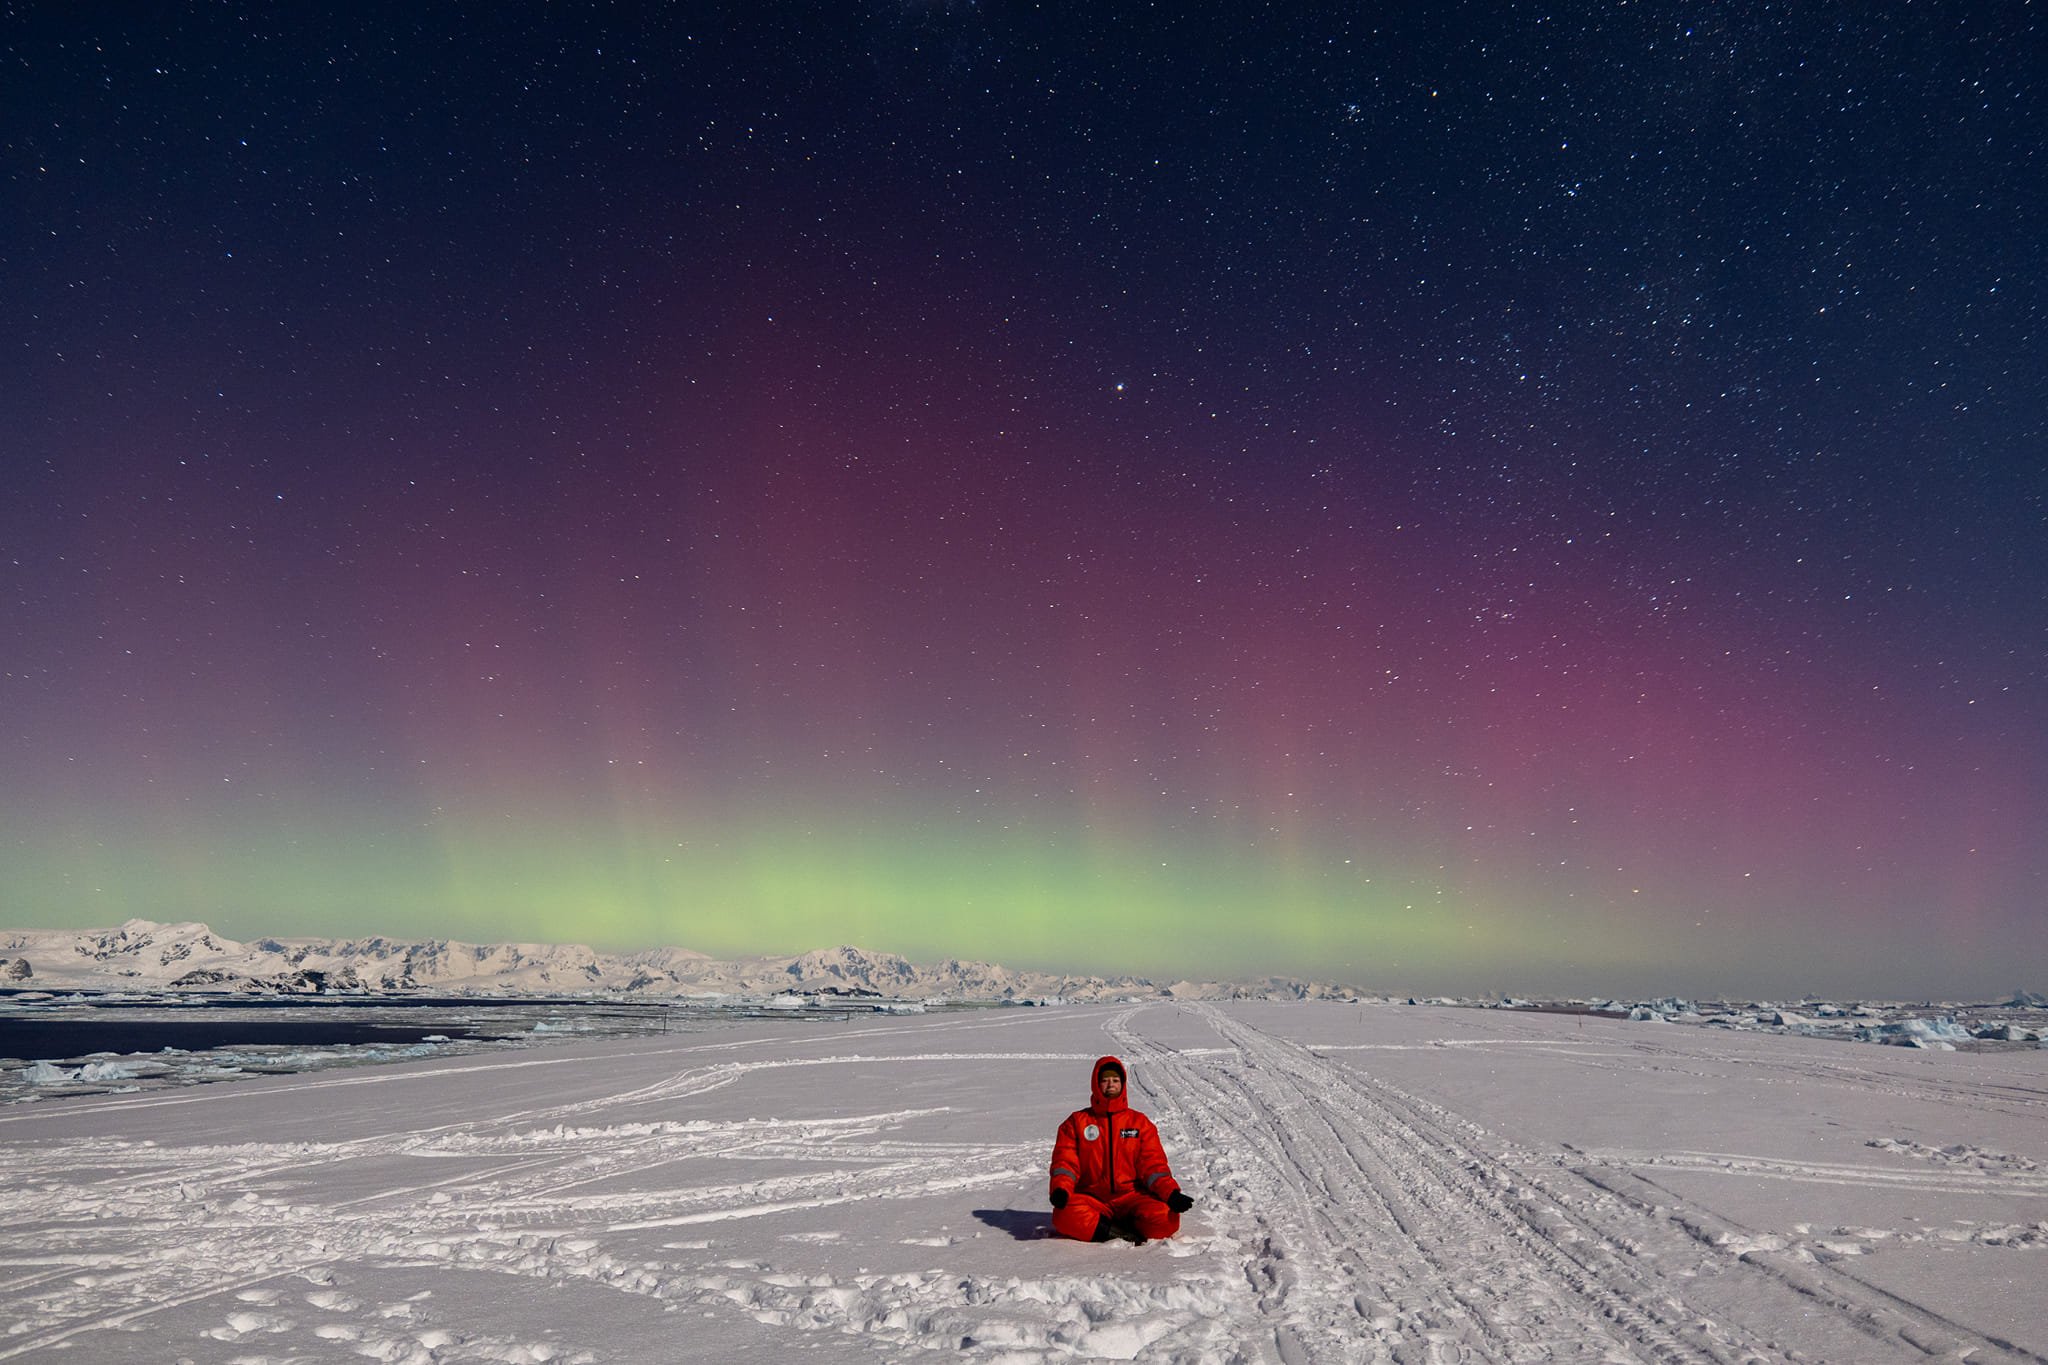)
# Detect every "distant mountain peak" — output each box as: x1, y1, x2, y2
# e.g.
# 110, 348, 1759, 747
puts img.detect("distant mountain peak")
0, 919, 1367, 1003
